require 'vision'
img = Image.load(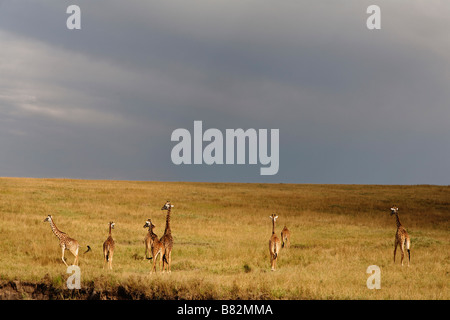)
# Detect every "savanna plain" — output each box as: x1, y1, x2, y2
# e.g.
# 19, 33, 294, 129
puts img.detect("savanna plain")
0, 178, 448, 299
